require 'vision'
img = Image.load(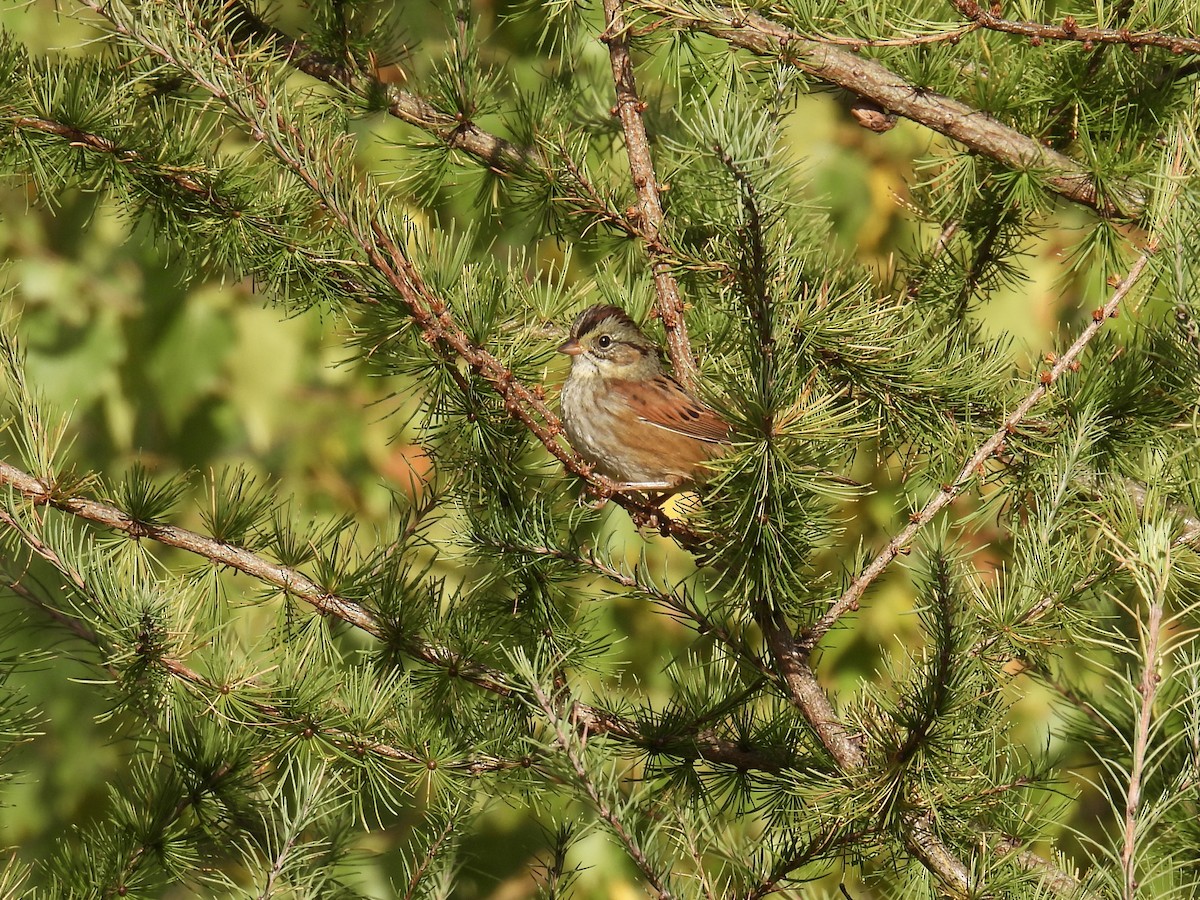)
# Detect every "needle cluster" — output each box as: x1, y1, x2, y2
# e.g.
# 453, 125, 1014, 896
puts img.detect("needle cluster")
1, 0, 1200, 897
